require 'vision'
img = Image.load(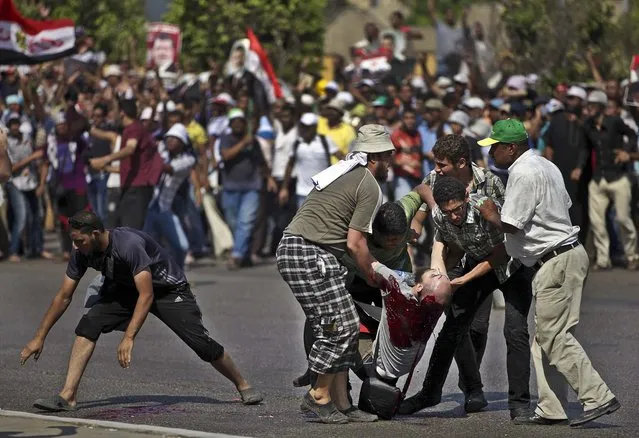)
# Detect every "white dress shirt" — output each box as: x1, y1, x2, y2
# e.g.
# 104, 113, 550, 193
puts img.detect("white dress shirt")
501, 149, 579, 266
